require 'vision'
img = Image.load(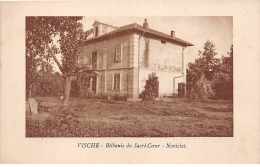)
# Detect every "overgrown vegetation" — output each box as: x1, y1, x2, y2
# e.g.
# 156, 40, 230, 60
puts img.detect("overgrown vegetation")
26, 107, 82, 137
36, 72, 65, 97
26, 17, 96, 105
28, 62, 65, 97
26, 97, 233, 137
213, 45, 233, 99
70, 74, 92, 98
186, 40, 233, 100
140, 73, 159, 101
